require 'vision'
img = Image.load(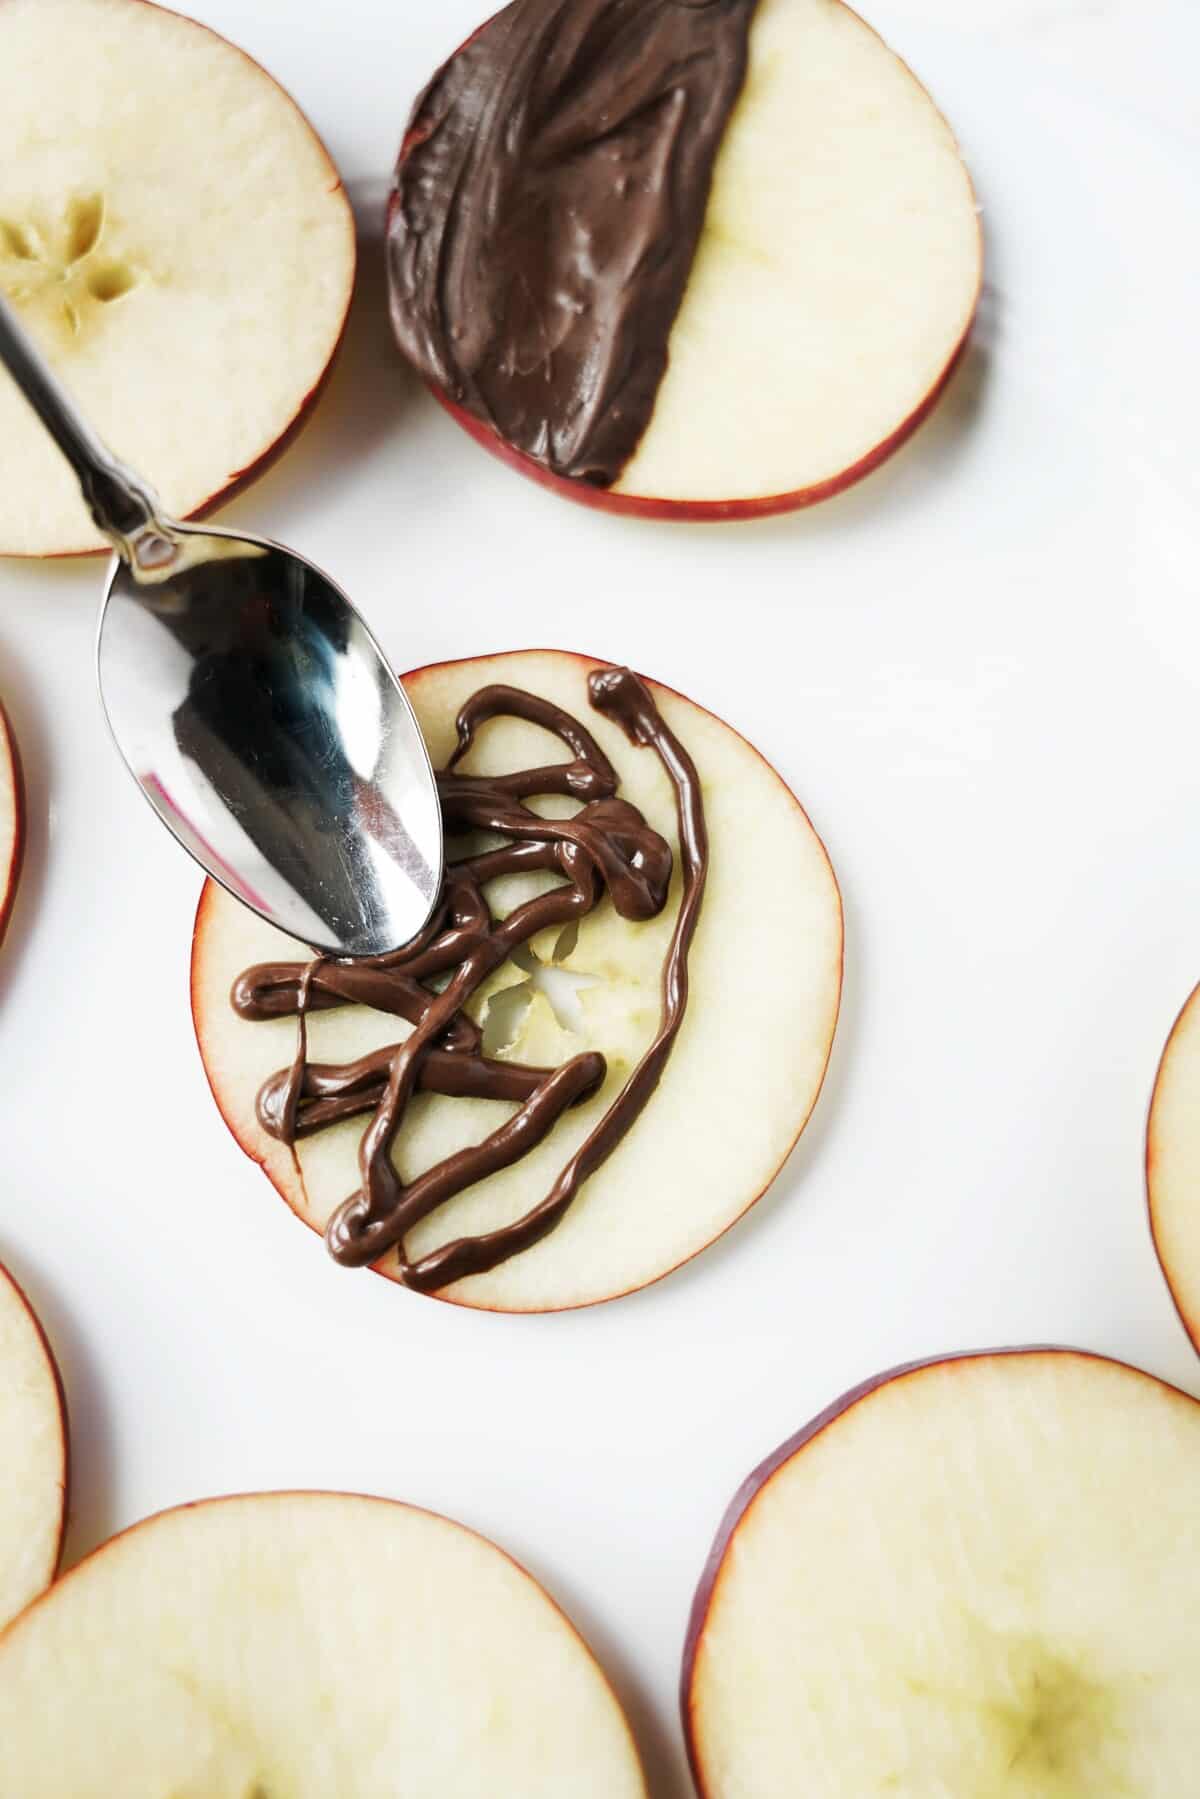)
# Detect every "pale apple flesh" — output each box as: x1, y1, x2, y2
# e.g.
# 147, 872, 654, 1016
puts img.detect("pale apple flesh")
1147, 981, 1200, 1352
0, 1491, 647, 1796
0, 0, 356, 558
0, 1263, 67, 1633
0, 703, 22, 948
394, 0, 981, 517
685, 1350, 1200, 1796
191, 650, 843, 1312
